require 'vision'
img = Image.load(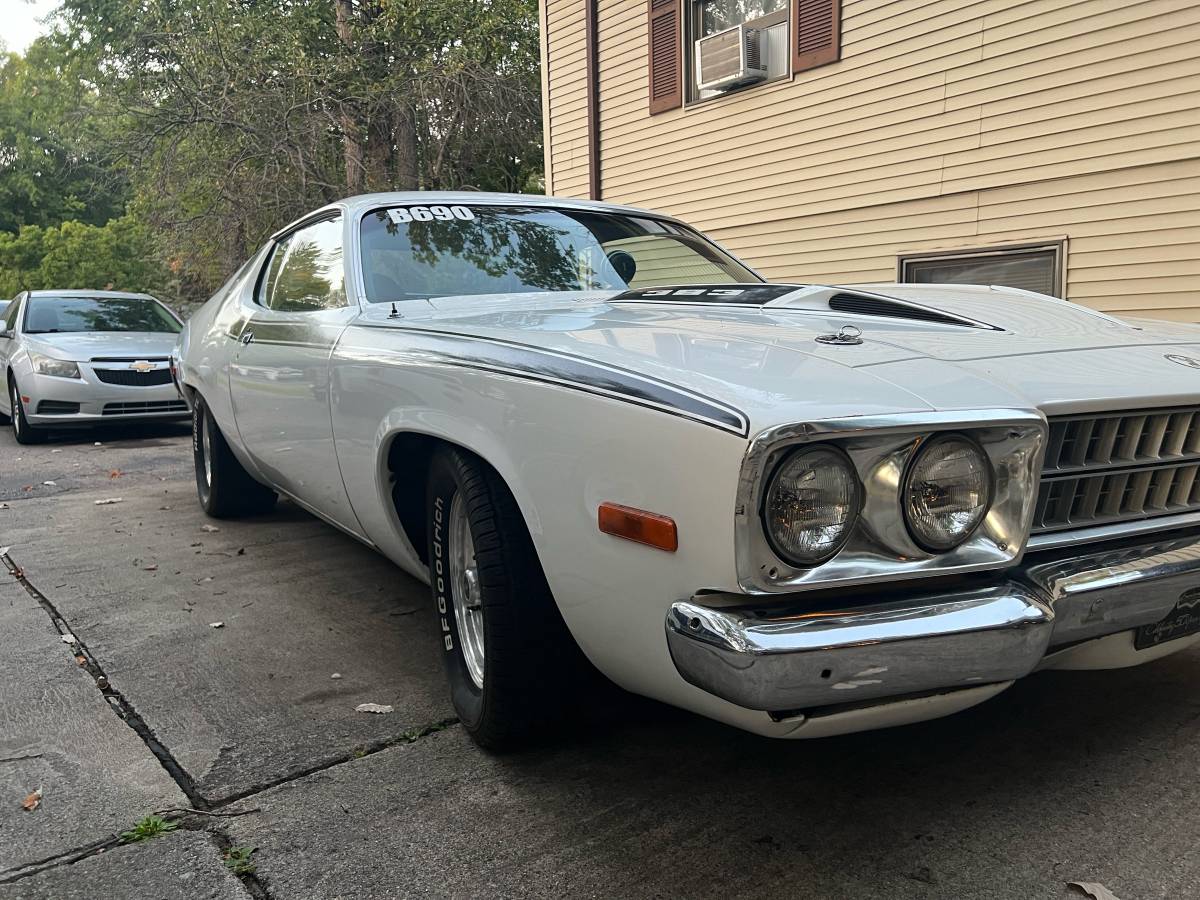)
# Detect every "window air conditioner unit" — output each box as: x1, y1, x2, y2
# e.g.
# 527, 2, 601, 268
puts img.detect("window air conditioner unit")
696, 25, 766, 93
